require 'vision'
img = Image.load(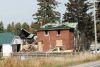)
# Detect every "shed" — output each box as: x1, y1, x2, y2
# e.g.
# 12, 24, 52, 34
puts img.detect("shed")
0, 32, 22, 57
